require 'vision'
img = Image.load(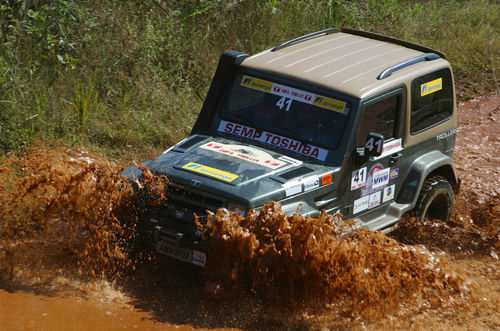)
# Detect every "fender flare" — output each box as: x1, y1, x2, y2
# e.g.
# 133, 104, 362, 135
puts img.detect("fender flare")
396, 150, 459, 206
